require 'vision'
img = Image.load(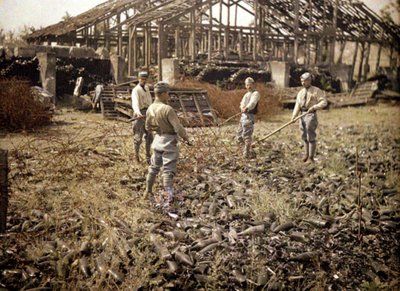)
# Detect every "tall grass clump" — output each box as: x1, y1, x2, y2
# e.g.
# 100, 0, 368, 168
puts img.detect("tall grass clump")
0, 79, 53, 130
178, 79, 281, 120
